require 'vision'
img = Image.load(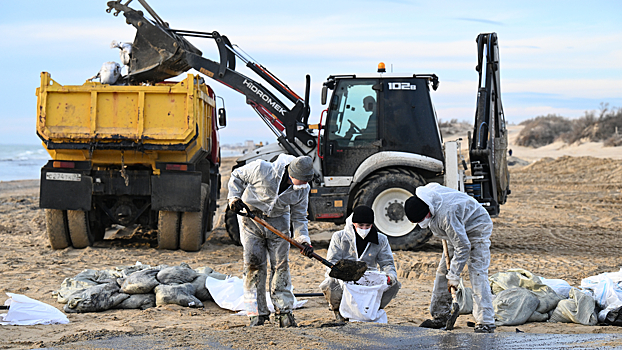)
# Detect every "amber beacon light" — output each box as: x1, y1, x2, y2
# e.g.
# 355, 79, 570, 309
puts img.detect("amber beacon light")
377, 62, 386, 73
